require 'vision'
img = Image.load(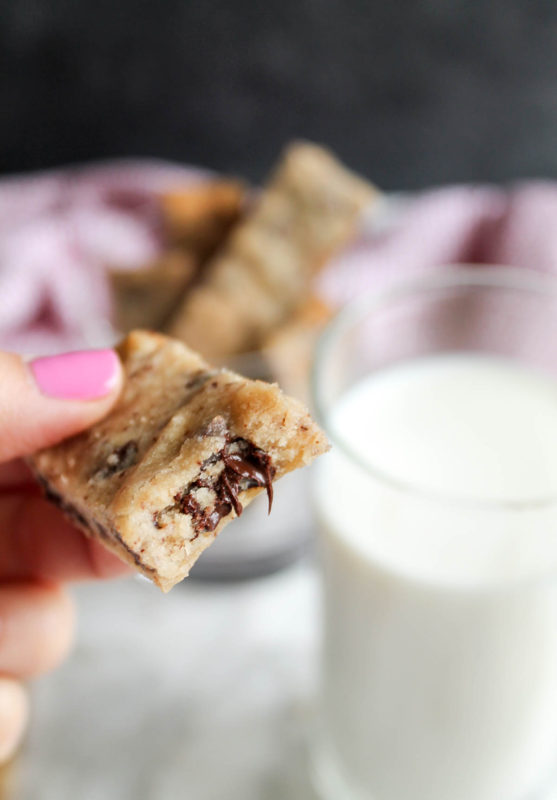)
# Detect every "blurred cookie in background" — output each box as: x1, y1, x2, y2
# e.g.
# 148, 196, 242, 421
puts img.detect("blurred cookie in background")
168, 142, 378, 360
110, 249, 196, 333
110, 180, 248, 334
161, 179, 247, 262
263, 296, 332, 403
